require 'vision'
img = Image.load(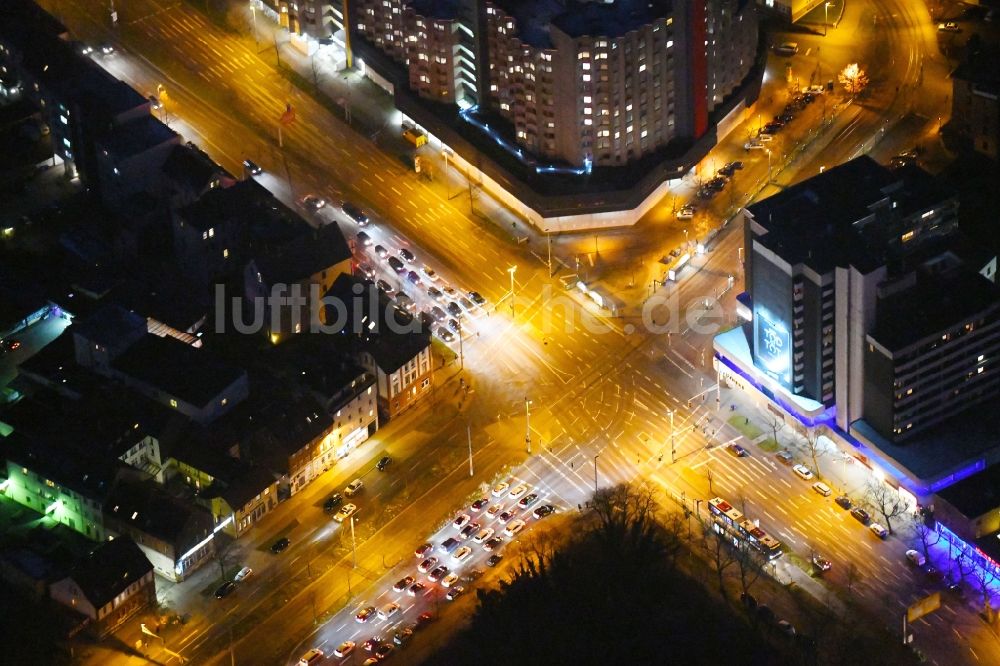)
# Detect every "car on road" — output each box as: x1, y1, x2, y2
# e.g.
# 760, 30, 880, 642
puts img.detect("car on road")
356, 231, 372, 246
442, 572, 460, 587
834, 495, 853, 510
361, 638, 380, 652
416, 611, 435, 627
777, 111, 795, 123
727, 443, 749, 457
792, 464, 814, 481
774, 41, 798, 56
393, 628, 413, 646
215, 581, 237, 599
395, 293, 416, 313
906, 549, 926, 567
533, 504, 555, 519
298, 648, 325, 666
393, 575, 415, 592
414, 543, 432, 558
378, 602, 400, 621
761, 122, 782, 135
334, 641, 355, 658
333, 503, 357, 523
270, 537, 290, 554
483, 537, 504, 551
323, 493, 343, 513
80, 44, 94, 55
675, 205, 696, 221
466, 569, 484, 582
775, 450, 793, 465
407, 270, 422, 286
453, 514, 472, 529
505, 519, 526, 536
744, 140, 766, 150
99, 43, 115, 55
427, 286, 443, 301
430, 306, 448, 322
345, 479, 364, 496
447, 301, 463, 318
812, 555, 832, 572
468, 291, 487, 307
705, 176, 728, 191
234, 566, 253, 582
459, 296, 476, 312
498, 510, 517, 524
374, 244, 389, 258
471, 498, 489, 512
869, 523, 888, 539
341, 201, 370, 226
492, 482, 510, 497
428, 566, 449, 582
437, 327, 456, 343
938, 21, 960, 32
376, 455, 392, 471
696, 187, 716, 200
242, 159, 262, 175
374, 643, 394, 660
399, 248, 416, 263
421, 266, 439, 281
387, 256, 406, 273
408, 581, 427, 596
487, 554, 503, 567
474, 528, 495, 543
300, 194, 326, 211
811, 482, 832, 497
850, 507, 871, 525
453, 546, 473, 563
718, 161, 744, 176
418, 557, 438, 573
459, 523, 480, 539
518, 493, 539, 508
446, 585, 465, 601
508, 484, 529, 499
756, 132, 774, 143
358, 262, 376, 279
448, 317, 462, 333
486, 504, 504, 517
355, 605, 377, 623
